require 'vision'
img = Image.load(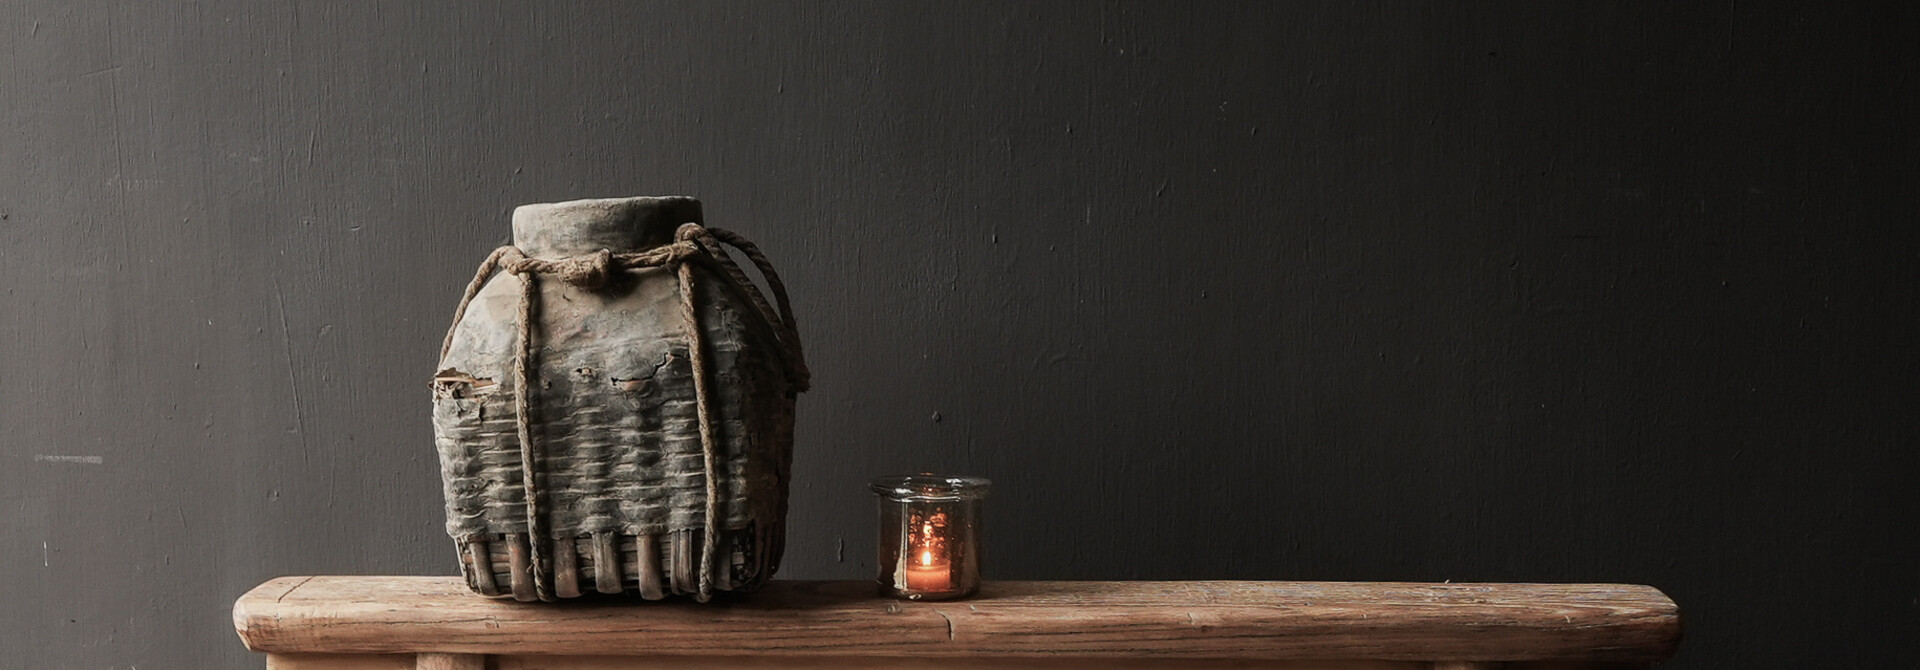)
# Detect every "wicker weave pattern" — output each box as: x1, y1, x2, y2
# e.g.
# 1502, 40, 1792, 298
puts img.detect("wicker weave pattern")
434, 254, 794, 598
